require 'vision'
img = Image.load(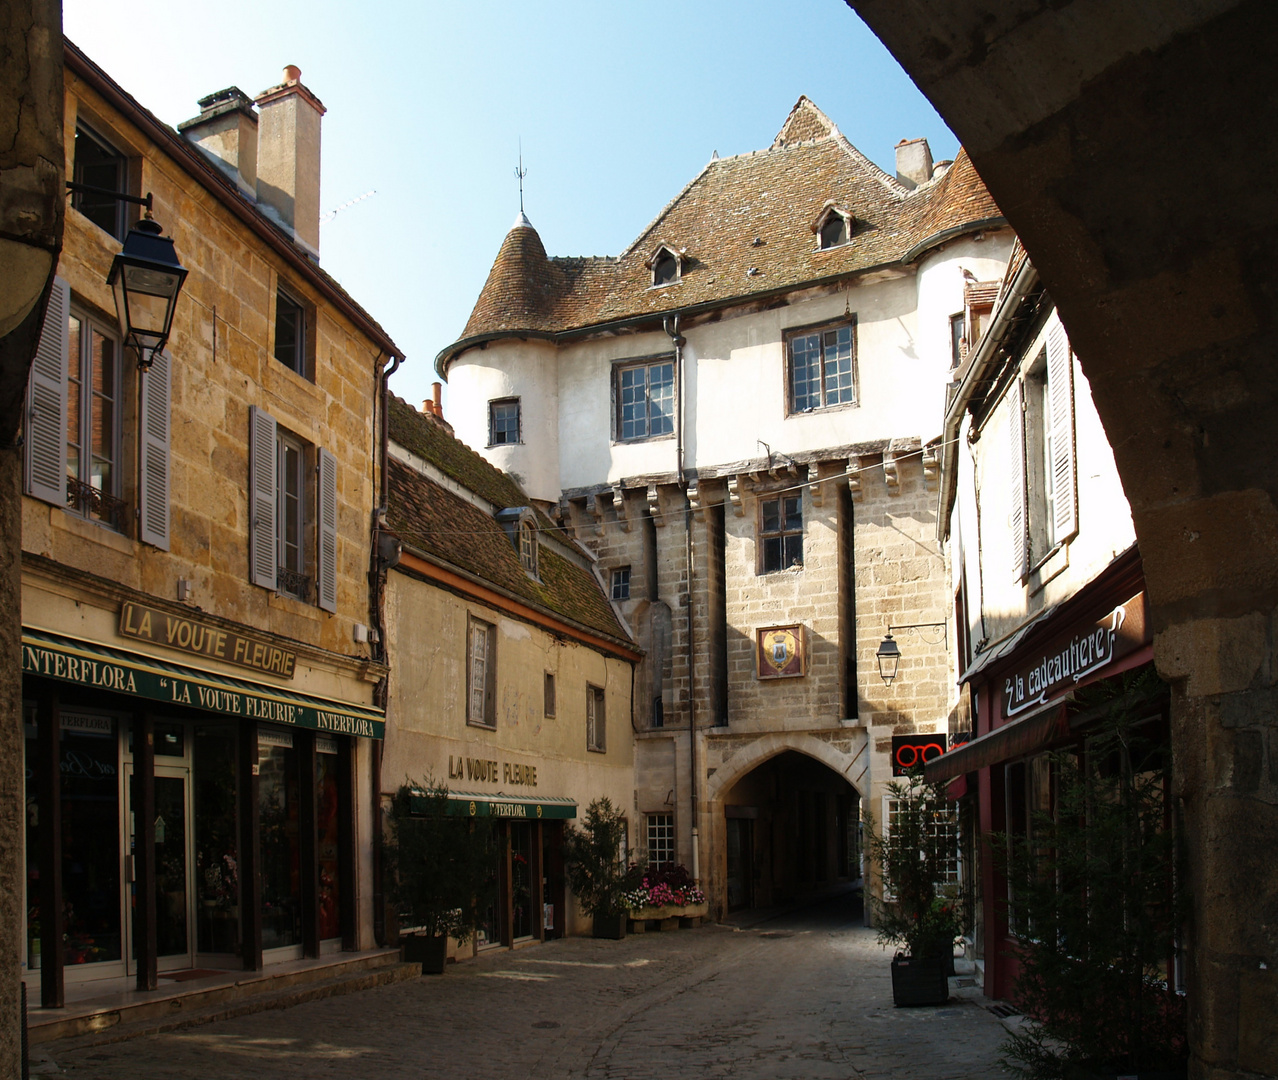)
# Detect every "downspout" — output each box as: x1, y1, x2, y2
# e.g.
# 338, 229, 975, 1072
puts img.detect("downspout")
371, 352, 401, 947
664, 315, 699, 884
